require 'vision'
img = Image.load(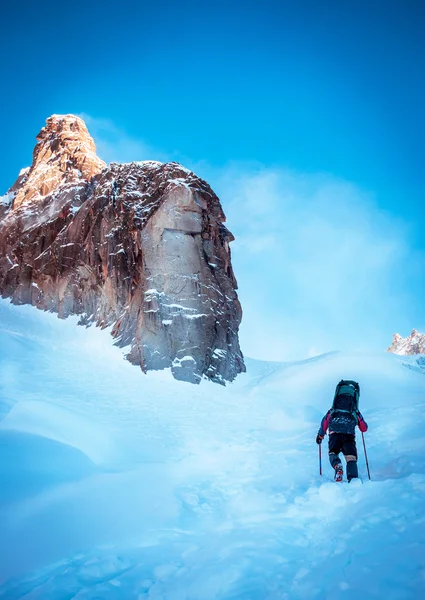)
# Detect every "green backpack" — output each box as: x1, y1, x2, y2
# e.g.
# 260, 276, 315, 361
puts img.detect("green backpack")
330, 379, 360, 417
